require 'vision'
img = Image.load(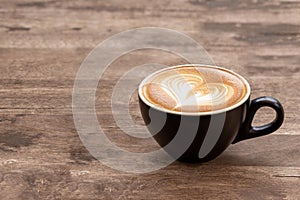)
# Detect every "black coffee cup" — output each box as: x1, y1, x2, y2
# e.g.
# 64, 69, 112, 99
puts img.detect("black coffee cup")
138, 65, 284, 163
